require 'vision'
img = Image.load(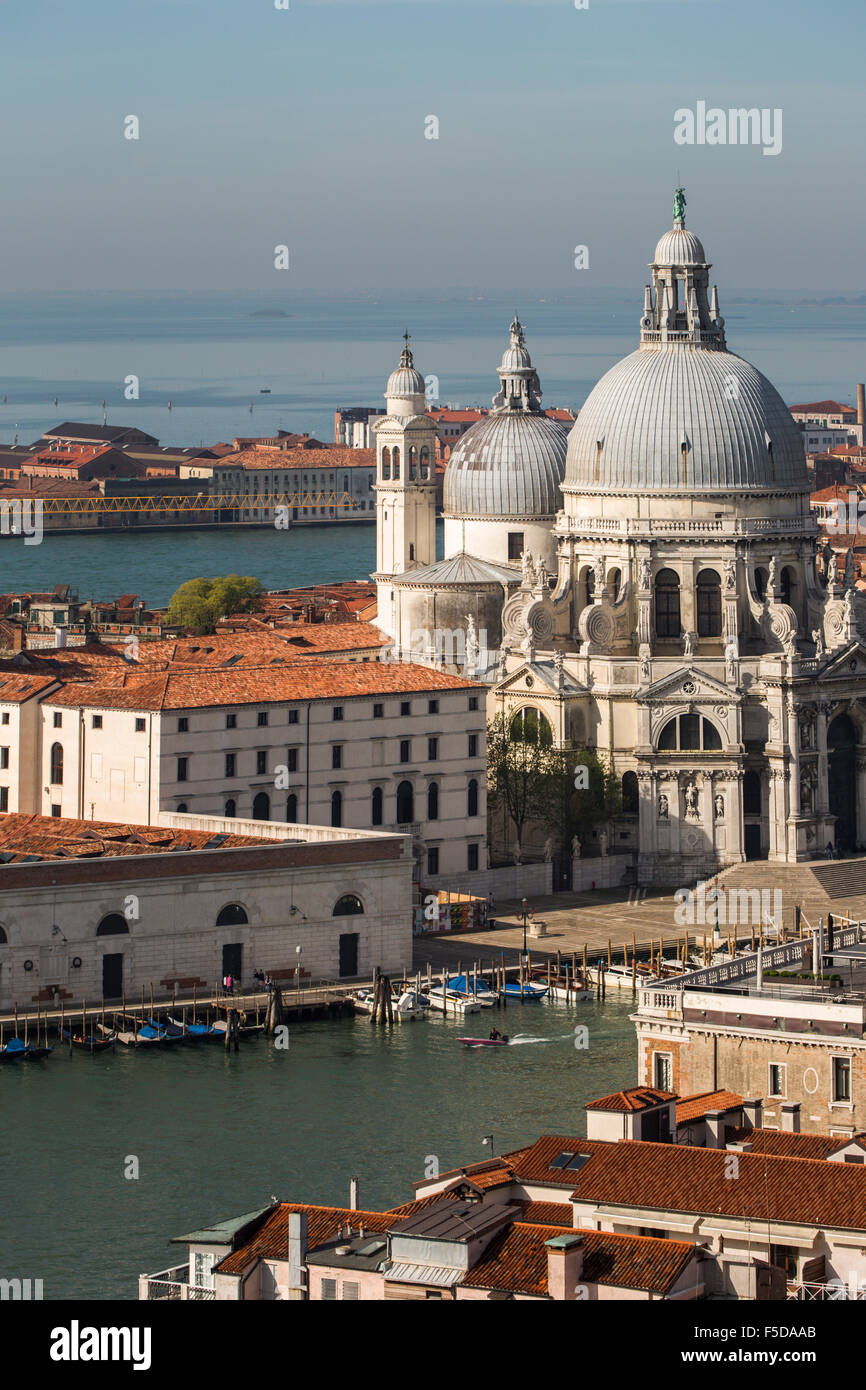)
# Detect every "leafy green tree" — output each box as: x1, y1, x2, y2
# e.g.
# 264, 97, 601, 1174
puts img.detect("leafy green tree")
165, 575, 263, 634
486, 711, 552, 852
534, 742, 621, 854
